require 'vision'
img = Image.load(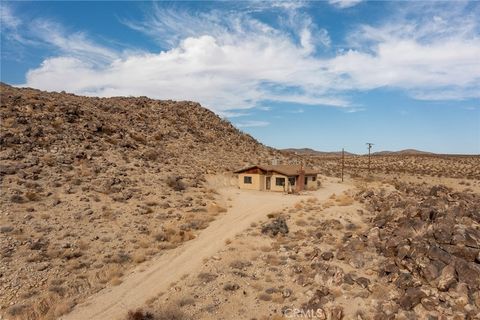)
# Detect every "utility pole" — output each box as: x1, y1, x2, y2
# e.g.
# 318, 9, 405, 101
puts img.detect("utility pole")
341, 148, 345, 182
366, 143, 374, 174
